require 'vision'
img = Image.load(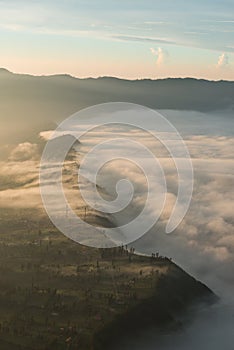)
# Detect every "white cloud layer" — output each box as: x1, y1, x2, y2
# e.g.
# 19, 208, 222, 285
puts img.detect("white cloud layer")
0, 109, 233, 348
